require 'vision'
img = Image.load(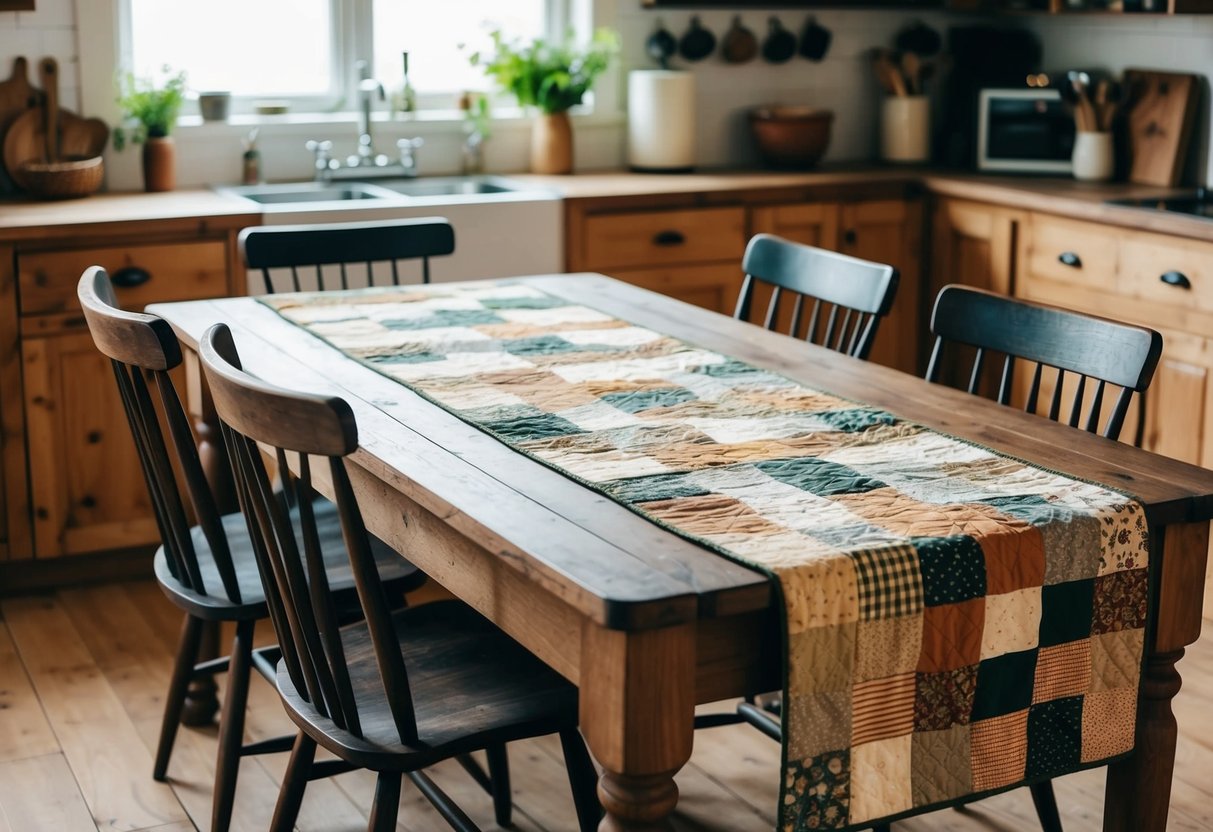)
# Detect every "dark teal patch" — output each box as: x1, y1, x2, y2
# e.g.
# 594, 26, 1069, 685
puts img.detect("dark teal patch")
1026, 696, 1083, 778
914, 535, 987, 606
696, 359, 766, 378
379, 309, 504, 330
814, 408, 898, 433
501, 334, 608, 357
483, 412, 587, 442
480, 295, 571, 310
601, 387, 698, 413
366, 351, 443, 365
603, 472, 711, 504
972, 649, 1037, 721
756, 457, 886, 497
